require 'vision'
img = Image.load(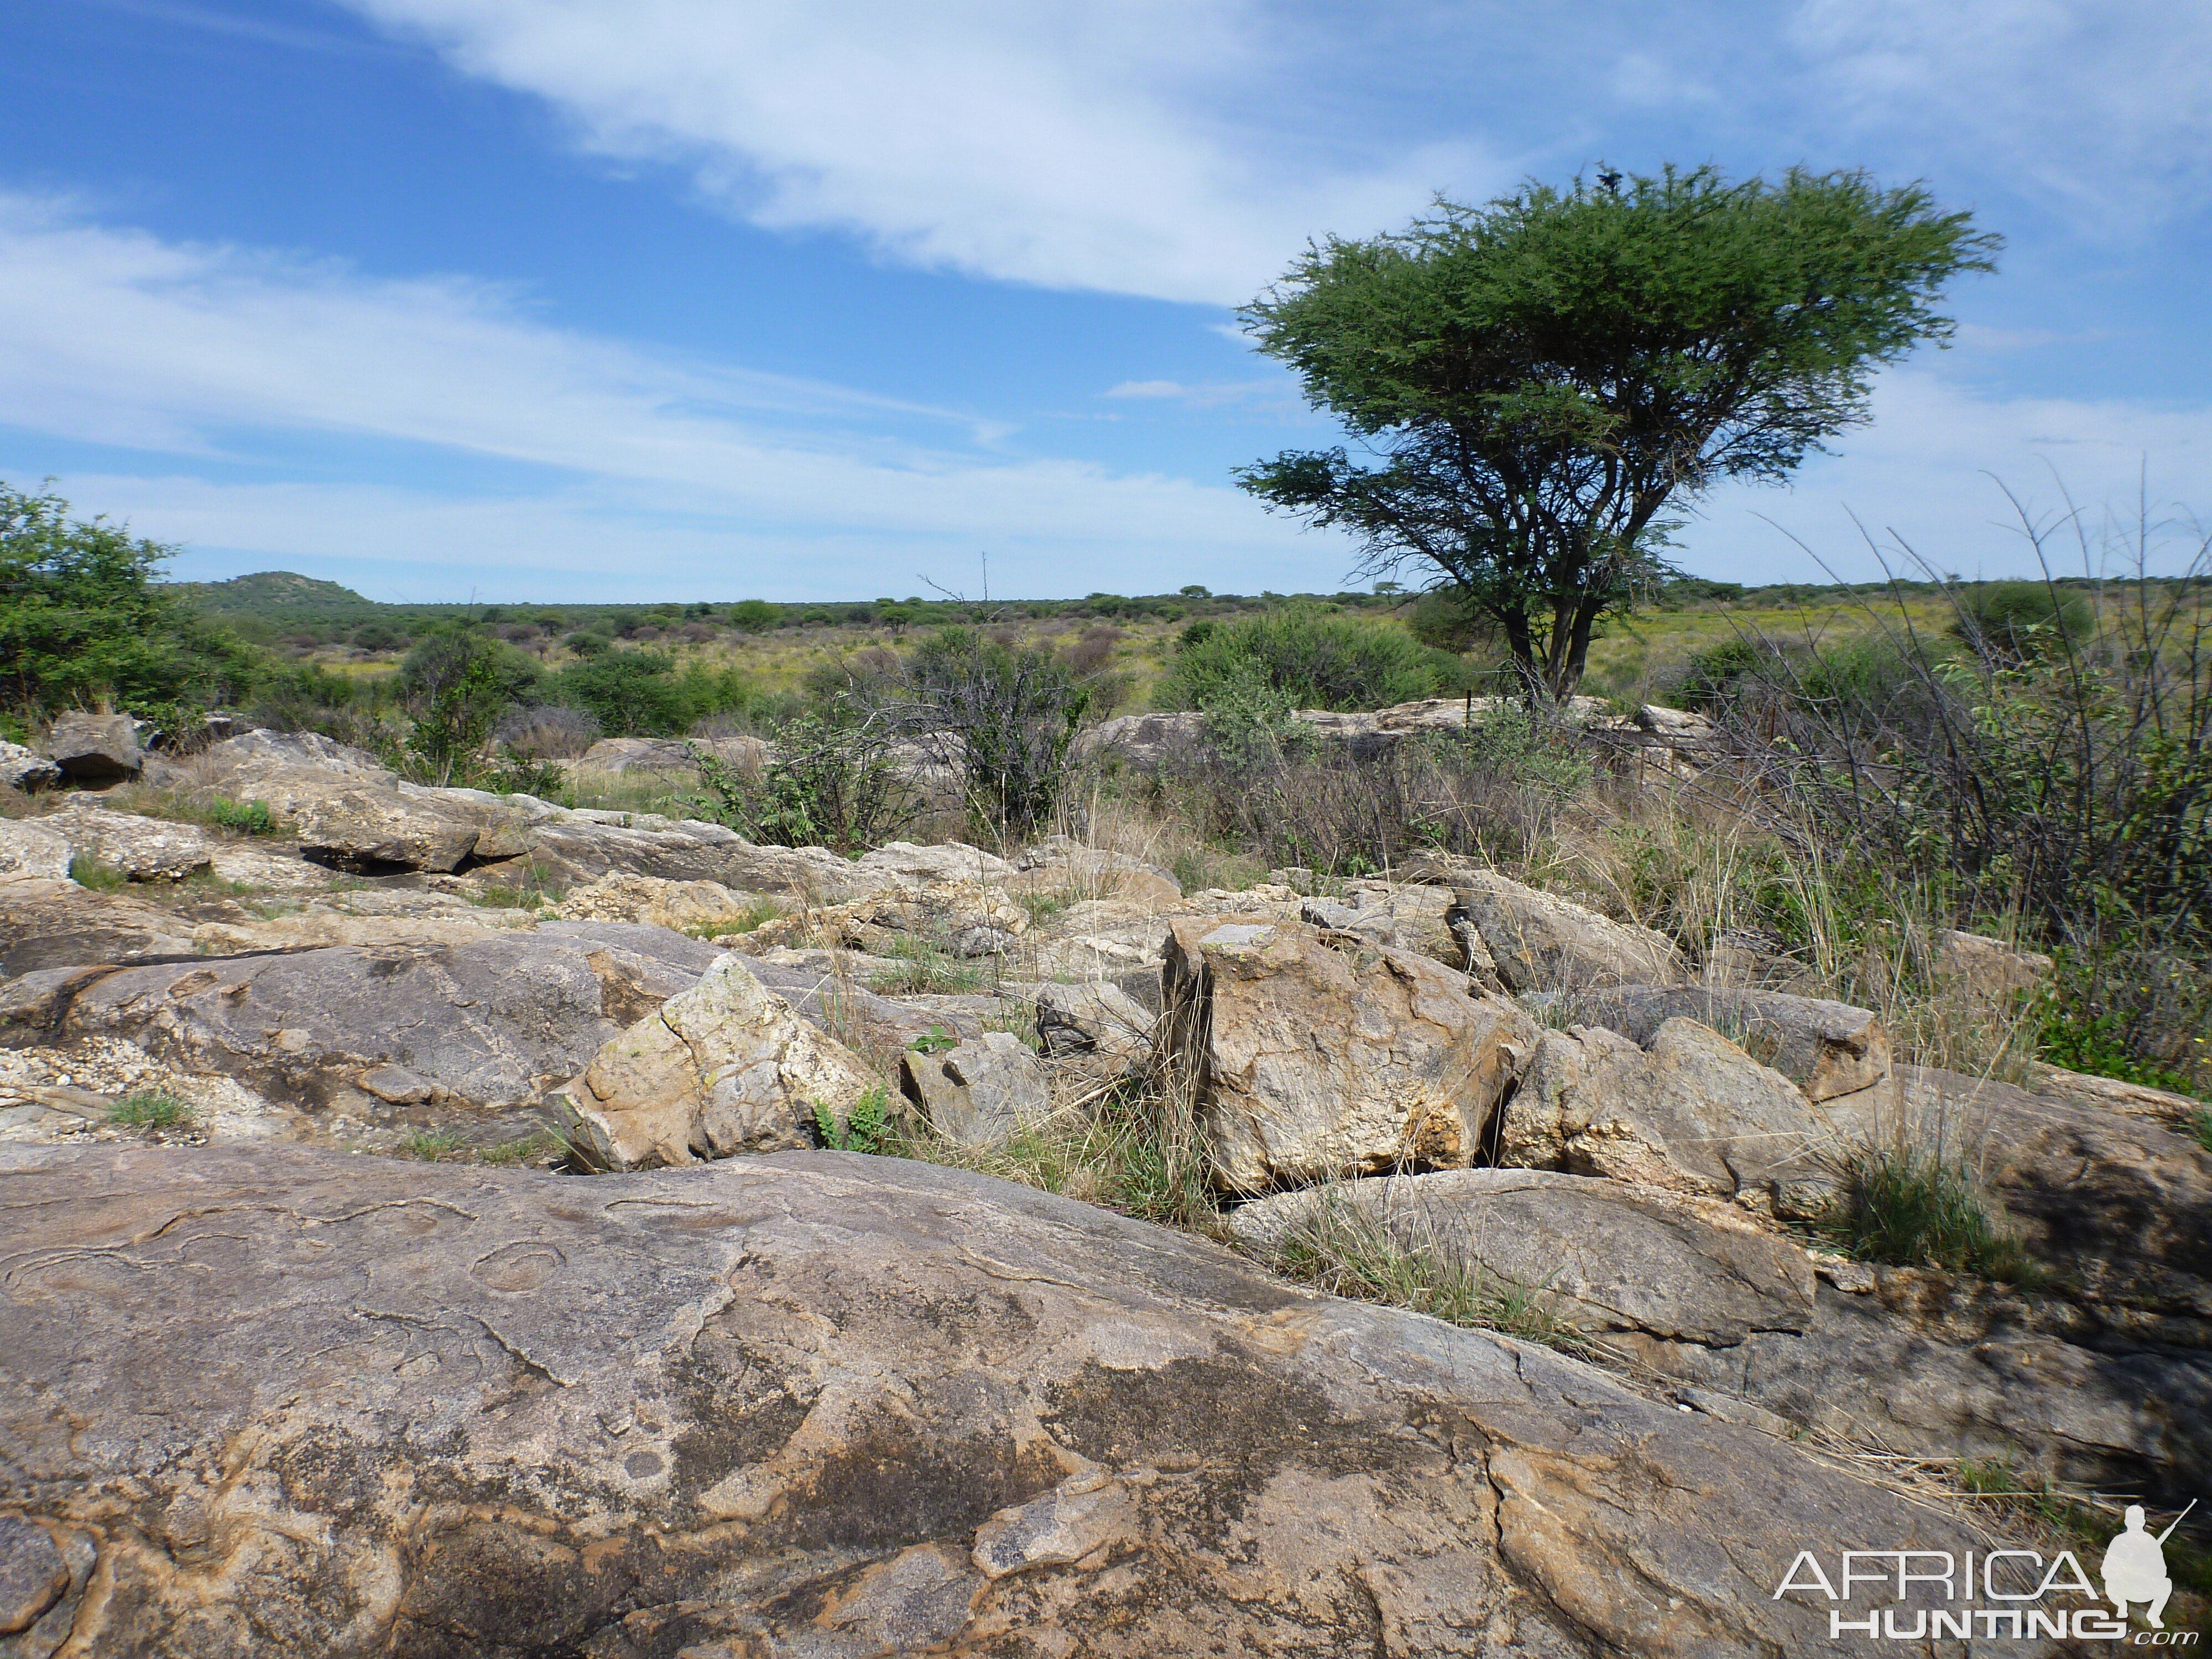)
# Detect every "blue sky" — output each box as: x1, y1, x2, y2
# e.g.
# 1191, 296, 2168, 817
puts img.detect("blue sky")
1, 0, 2206, 602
